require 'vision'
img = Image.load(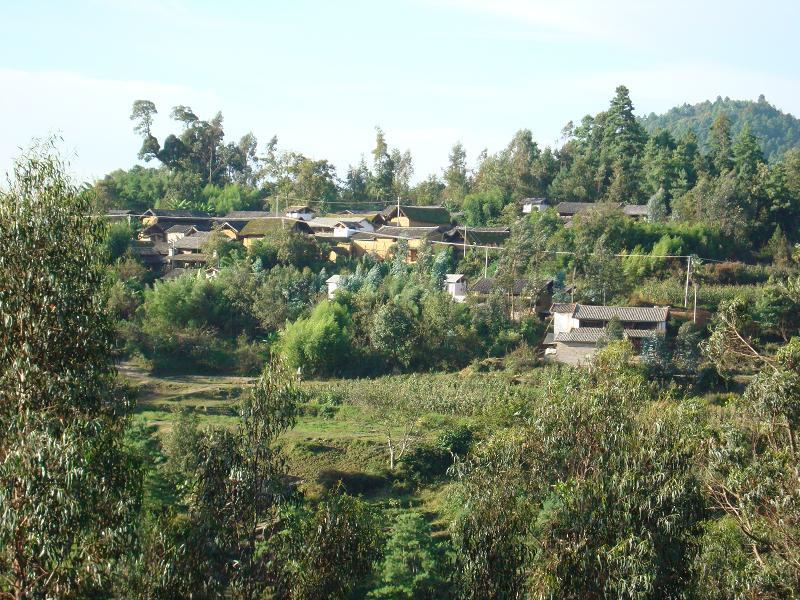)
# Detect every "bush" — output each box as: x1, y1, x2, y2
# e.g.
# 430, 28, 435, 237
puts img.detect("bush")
398, 444, 451, 483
